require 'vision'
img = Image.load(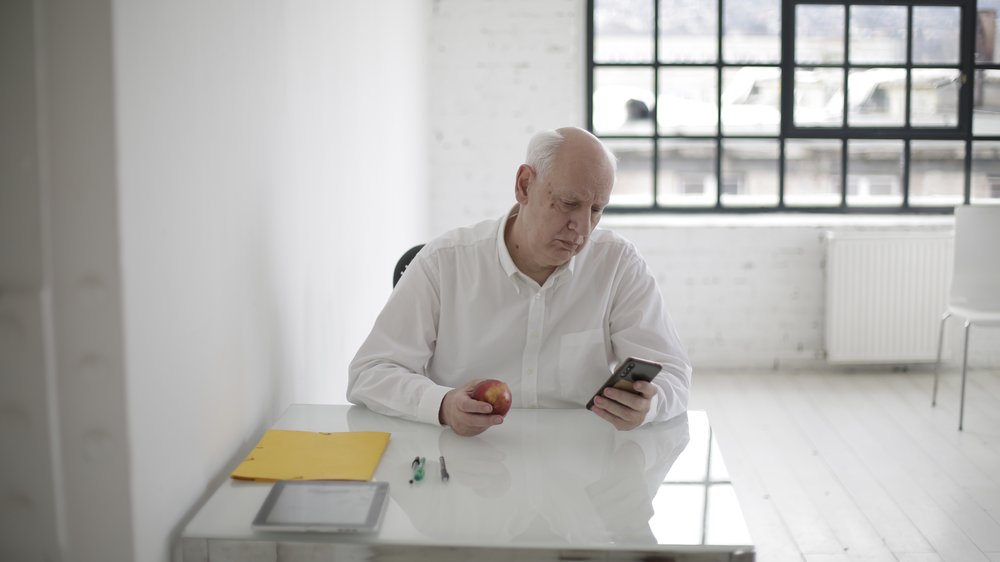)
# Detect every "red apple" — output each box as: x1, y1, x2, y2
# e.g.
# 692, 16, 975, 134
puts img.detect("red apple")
471, 379, 512, 416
